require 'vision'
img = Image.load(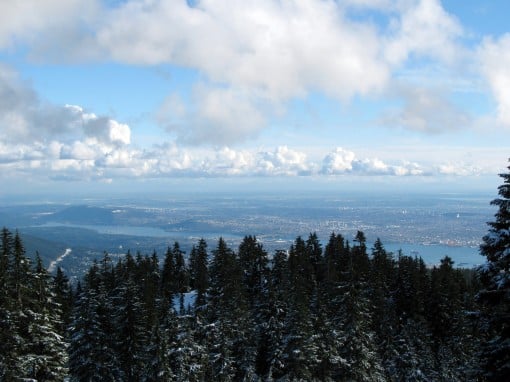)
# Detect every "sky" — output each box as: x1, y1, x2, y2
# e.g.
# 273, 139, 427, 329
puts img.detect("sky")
0, 0, 509, 196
